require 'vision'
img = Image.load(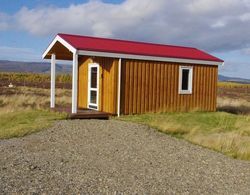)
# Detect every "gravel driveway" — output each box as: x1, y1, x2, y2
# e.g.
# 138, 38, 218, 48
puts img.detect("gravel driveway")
0, 120, 250, 194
